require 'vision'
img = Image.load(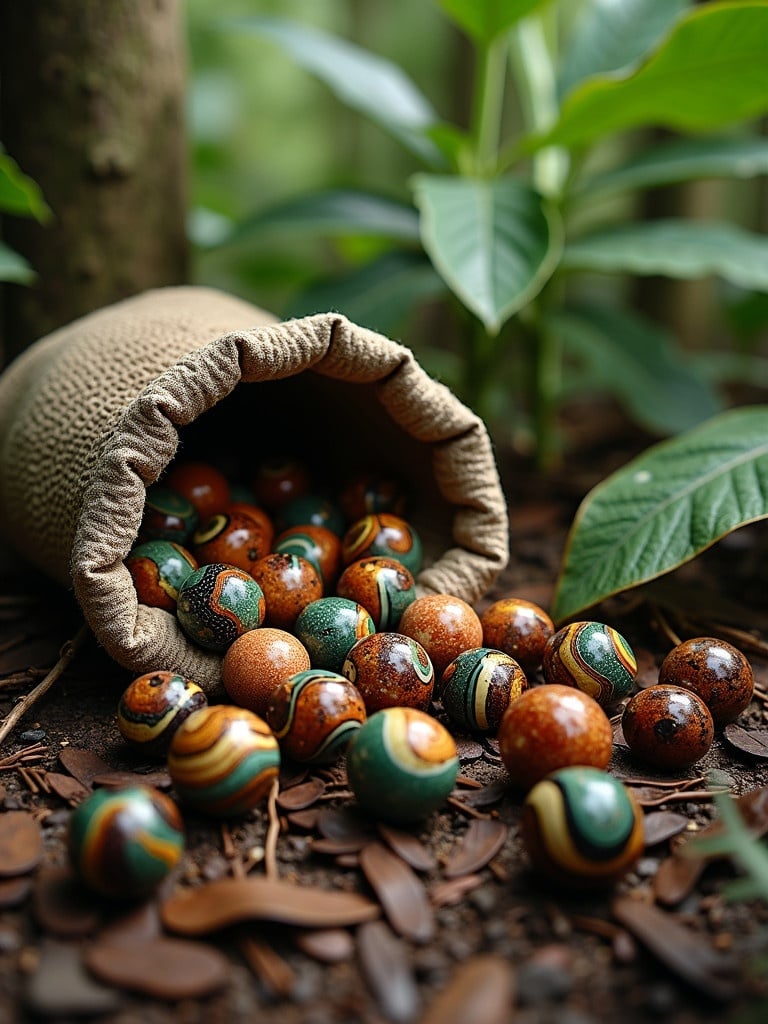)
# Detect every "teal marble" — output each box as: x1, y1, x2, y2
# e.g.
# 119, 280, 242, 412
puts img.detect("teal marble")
440, 647, 527, 733
346, 707, 458, 824
68, 786, 184, 899
294, 597, 375, 674
176, 563, 265, 651
125, 539, 198, 611
279, 495, 345, 537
